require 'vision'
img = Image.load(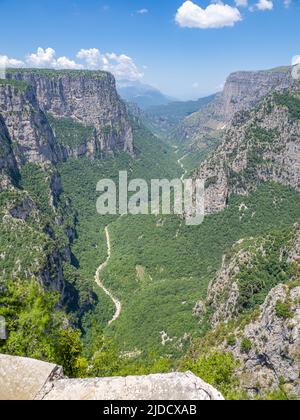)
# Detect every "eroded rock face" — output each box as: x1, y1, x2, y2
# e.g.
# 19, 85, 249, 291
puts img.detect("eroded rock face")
178, 68, 293, 147
194, 84, 300, 214
8, 70, 134, 155
203, 228, 300, 395
0, 355, 224, 401
0, 82, 62, 165
233, 284, 300, 395
222, 69, 292, 121
0, 115, 19, 191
